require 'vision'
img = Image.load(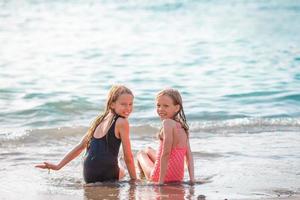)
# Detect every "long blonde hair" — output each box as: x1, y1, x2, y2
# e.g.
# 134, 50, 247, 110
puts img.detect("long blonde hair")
156, 88, 189, 137
85, 85, 133, 148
